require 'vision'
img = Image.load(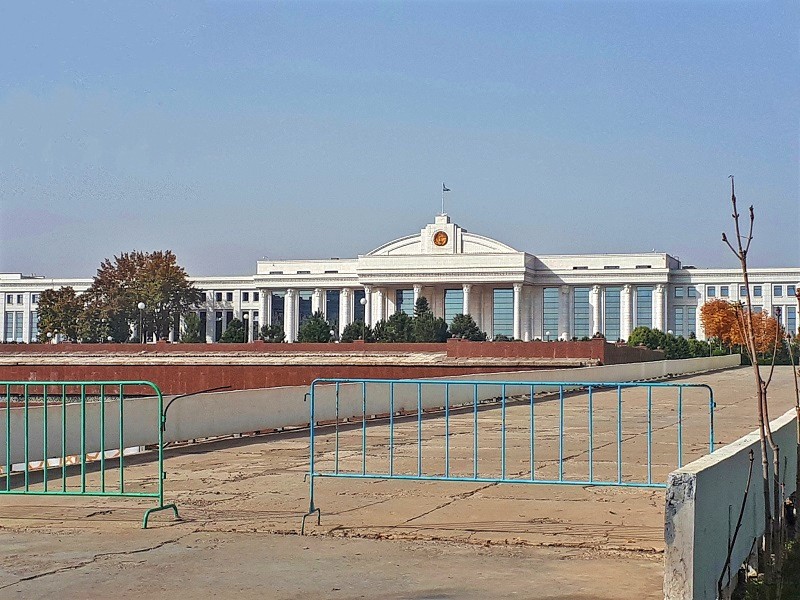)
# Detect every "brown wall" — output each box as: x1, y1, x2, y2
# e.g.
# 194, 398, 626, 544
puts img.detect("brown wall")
0, 339, 663, 395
